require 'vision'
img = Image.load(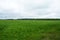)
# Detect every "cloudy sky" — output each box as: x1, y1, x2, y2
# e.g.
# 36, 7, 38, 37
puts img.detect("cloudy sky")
0, 0, 60, 19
